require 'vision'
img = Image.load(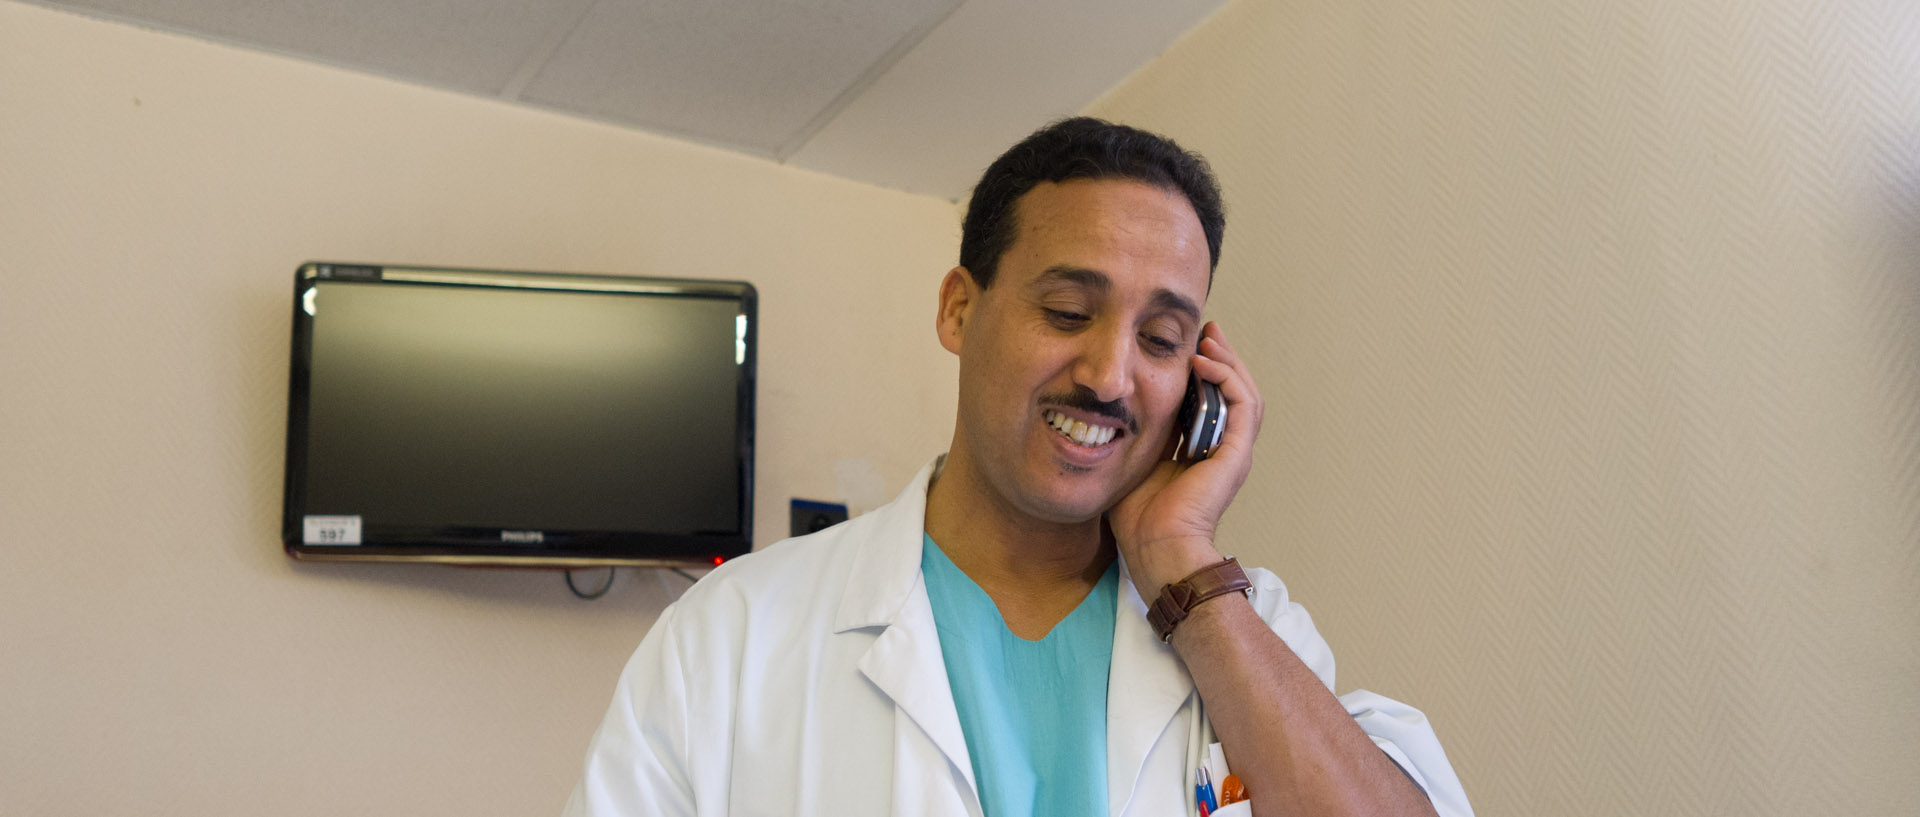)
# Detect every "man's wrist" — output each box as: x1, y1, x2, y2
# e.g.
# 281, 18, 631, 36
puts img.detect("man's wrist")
1146, 556, 1252, 642
1125, 536, 1223, 597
